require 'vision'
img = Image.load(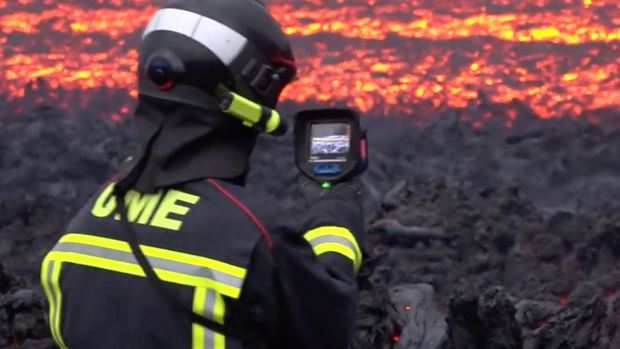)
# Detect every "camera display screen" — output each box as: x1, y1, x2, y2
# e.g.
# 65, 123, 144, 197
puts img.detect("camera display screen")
310, 123, 350, 155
